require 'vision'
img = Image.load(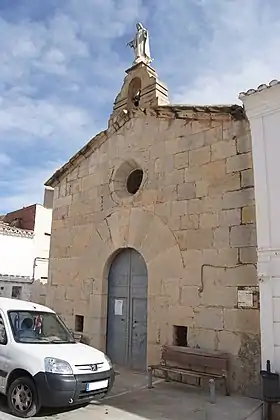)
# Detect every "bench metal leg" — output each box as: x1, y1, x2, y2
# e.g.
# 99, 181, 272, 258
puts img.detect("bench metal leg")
224, 376, 230, 396
164, 370, 170, 382
209, 378, 216, 404
148, 367, 153, 389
